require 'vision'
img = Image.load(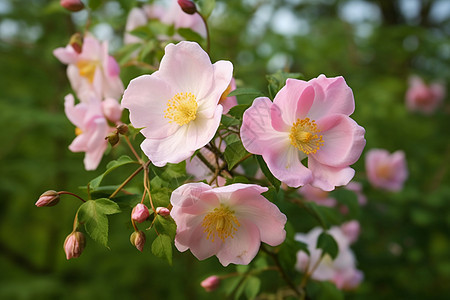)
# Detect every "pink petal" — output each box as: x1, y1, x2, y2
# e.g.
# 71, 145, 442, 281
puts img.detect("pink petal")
308, 157, 355, 191
313, 114, 366, 168
64, 94, 86, 127
273, 78, 311, 126
53, 46, 78, 64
